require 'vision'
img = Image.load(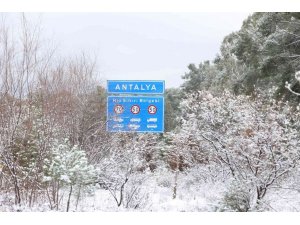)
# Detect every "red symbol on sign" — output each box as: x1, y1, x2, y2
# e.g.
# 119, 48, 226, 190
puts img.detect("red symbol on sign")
131, 105, 140, 114
148, 105, 157, 114
114, 104, 124, 114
